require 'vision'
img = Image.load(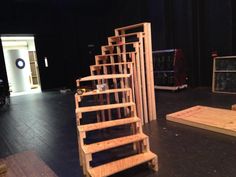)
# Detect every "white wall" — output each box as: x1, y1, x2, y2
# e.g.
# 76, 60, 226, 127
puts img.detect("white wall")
27, 39, 36, 51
